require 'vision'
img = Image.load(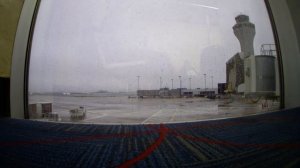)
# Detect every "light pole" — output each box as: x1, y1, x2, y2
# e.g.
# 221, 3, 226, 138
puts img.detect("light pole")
189, 77, 192, 90
160, 76, 162, 89
171, 79, 173, 89
178, 76, 182, 97
203, 74, 206, 91
211, 76, 213, 89
137, 76, 140, 90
